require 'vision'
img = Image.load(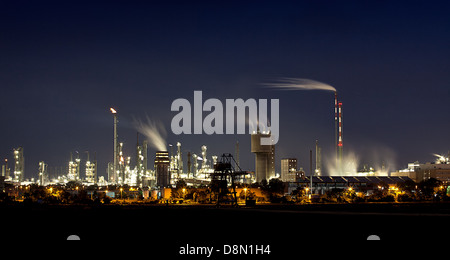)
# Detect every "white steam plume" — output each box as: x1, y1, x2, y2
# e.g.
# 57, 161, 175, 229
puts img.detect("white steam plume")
134, 116, 167, 151
325, 152, 359, 176
263, 77, 336, 92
